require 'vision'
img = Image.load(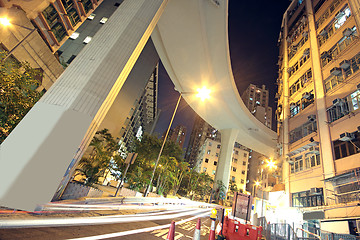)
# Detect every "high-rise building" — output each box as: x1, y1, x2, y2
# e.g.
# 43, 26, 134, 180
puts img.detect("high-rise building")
241, 84, 272, 128
241, 84, 276, 197
167, 125, 187, 148
277, 0, 360, 231
194, 138, 249, 193
185, 114, 220, 167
